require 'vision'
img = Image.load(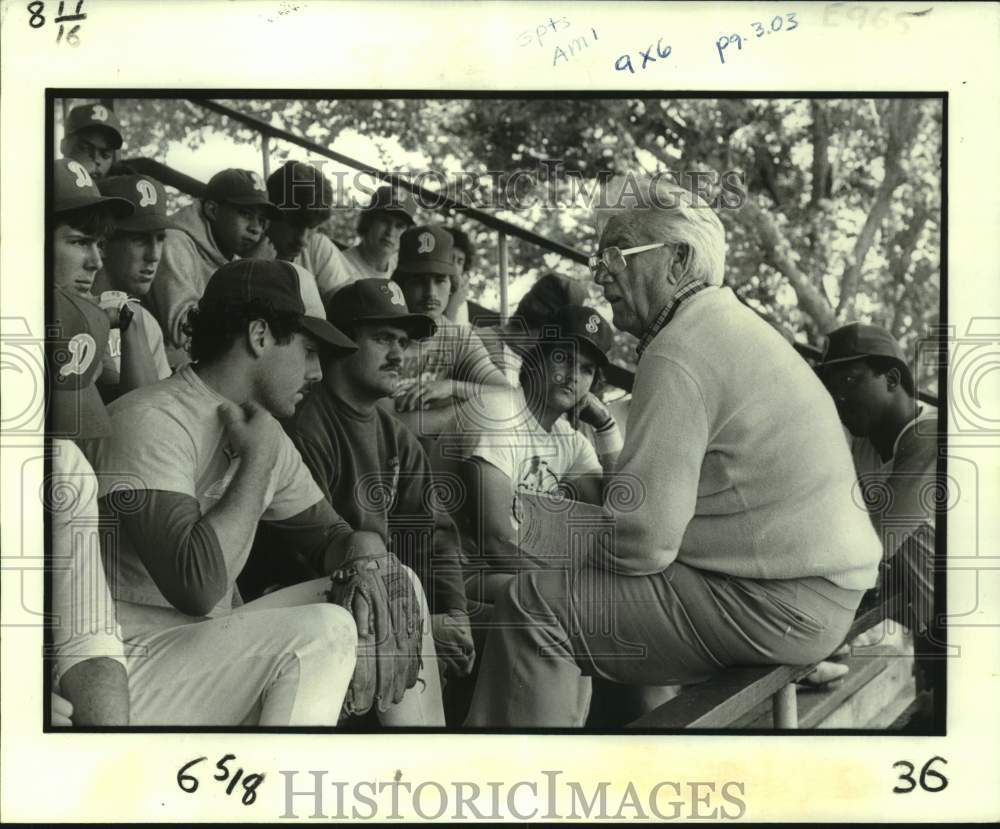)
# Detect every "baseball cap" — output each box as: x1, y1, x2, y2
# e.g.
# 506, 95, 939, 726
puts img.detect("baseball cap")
200, 259, 356, 352
514, 273, 588, 329
393, 225, 459, 278
541, 305, 613, 368
48, 288, 112, 439
65, 103, 124, 150
204, 169, 281, 220
54, 158, 135, 217
363, 185, 417, 224
98, 175, 179, 232
819, 322, 908, 367
326, 279, 437, 341
267, 161, 333, 215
